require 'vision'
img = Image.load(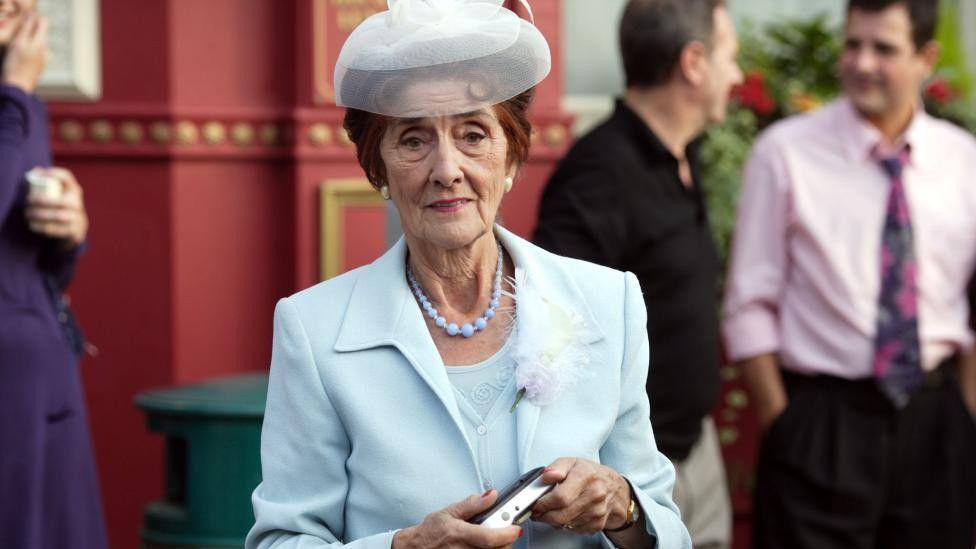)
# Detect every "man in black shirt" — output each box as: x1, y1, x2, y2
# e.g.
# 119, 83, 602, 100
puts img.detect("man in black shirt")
534, 1, 742, 547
